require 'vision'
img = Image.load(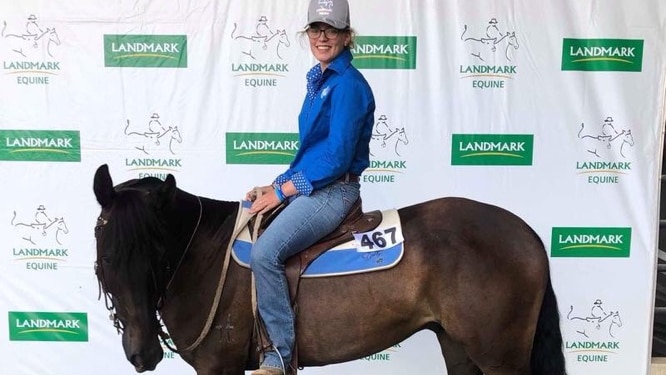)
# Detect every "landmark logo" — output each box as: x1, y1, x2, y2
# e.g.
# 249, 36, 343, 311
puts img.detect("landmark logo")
365, 113, 410, 184
451, 134, 533, 166
10, 204, 70, 271
9, 311, 88, 341
562, 38, 643, 72
226, 132, 299, 164
1, 14, 62, 85
351, 36, 417, 69
564, 299, 623, 363
230, 16, 291, 87
459, 18, 519, 89
575, 116, 634, 185
0, 130, 81, 162
551, 227, 632, 258
124, 112, 184, 179
104, 34, 188, 68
